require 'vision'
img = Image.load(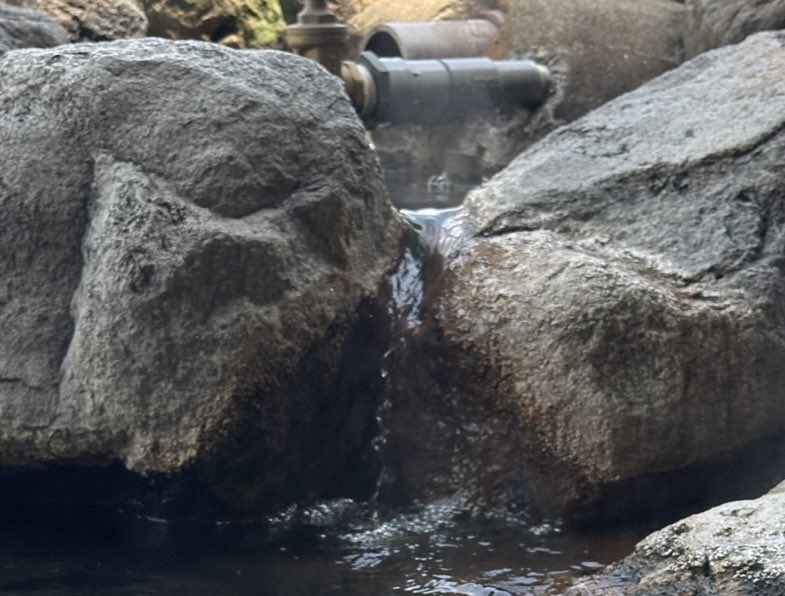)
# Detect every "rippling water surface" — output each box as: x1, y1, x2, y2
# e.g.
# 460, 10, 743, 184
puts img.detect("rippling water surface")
0, 499, 646, 595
